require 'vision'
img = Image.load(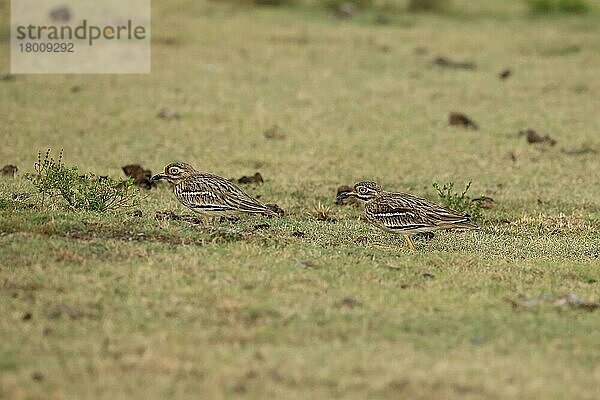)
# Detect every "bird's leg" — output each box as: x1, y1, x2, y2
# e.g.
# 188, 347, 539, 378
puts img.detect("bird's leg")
403, 235, 416, 250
